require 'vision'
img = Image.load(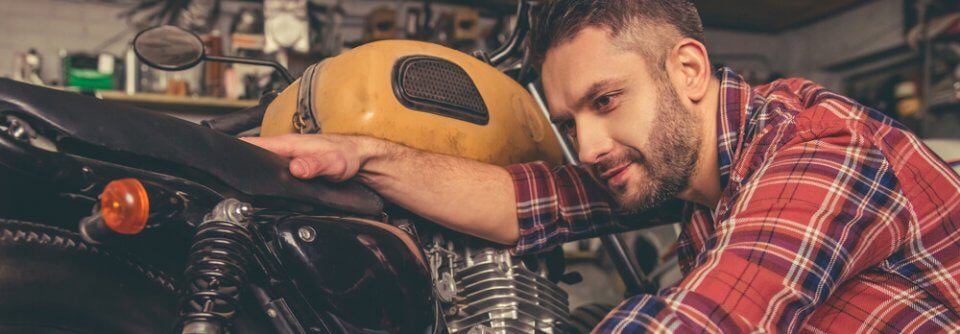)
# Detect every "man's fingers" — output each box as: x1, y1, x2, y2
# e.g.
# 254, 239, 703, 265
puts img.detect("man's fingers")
324, 155, 352, 182
241, 134, 359, 182
290, 152, 350, 181
290, 155, 325, 179
241, 135, 319, 158
240, 136, 295, 157
289, 158, 313, 178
